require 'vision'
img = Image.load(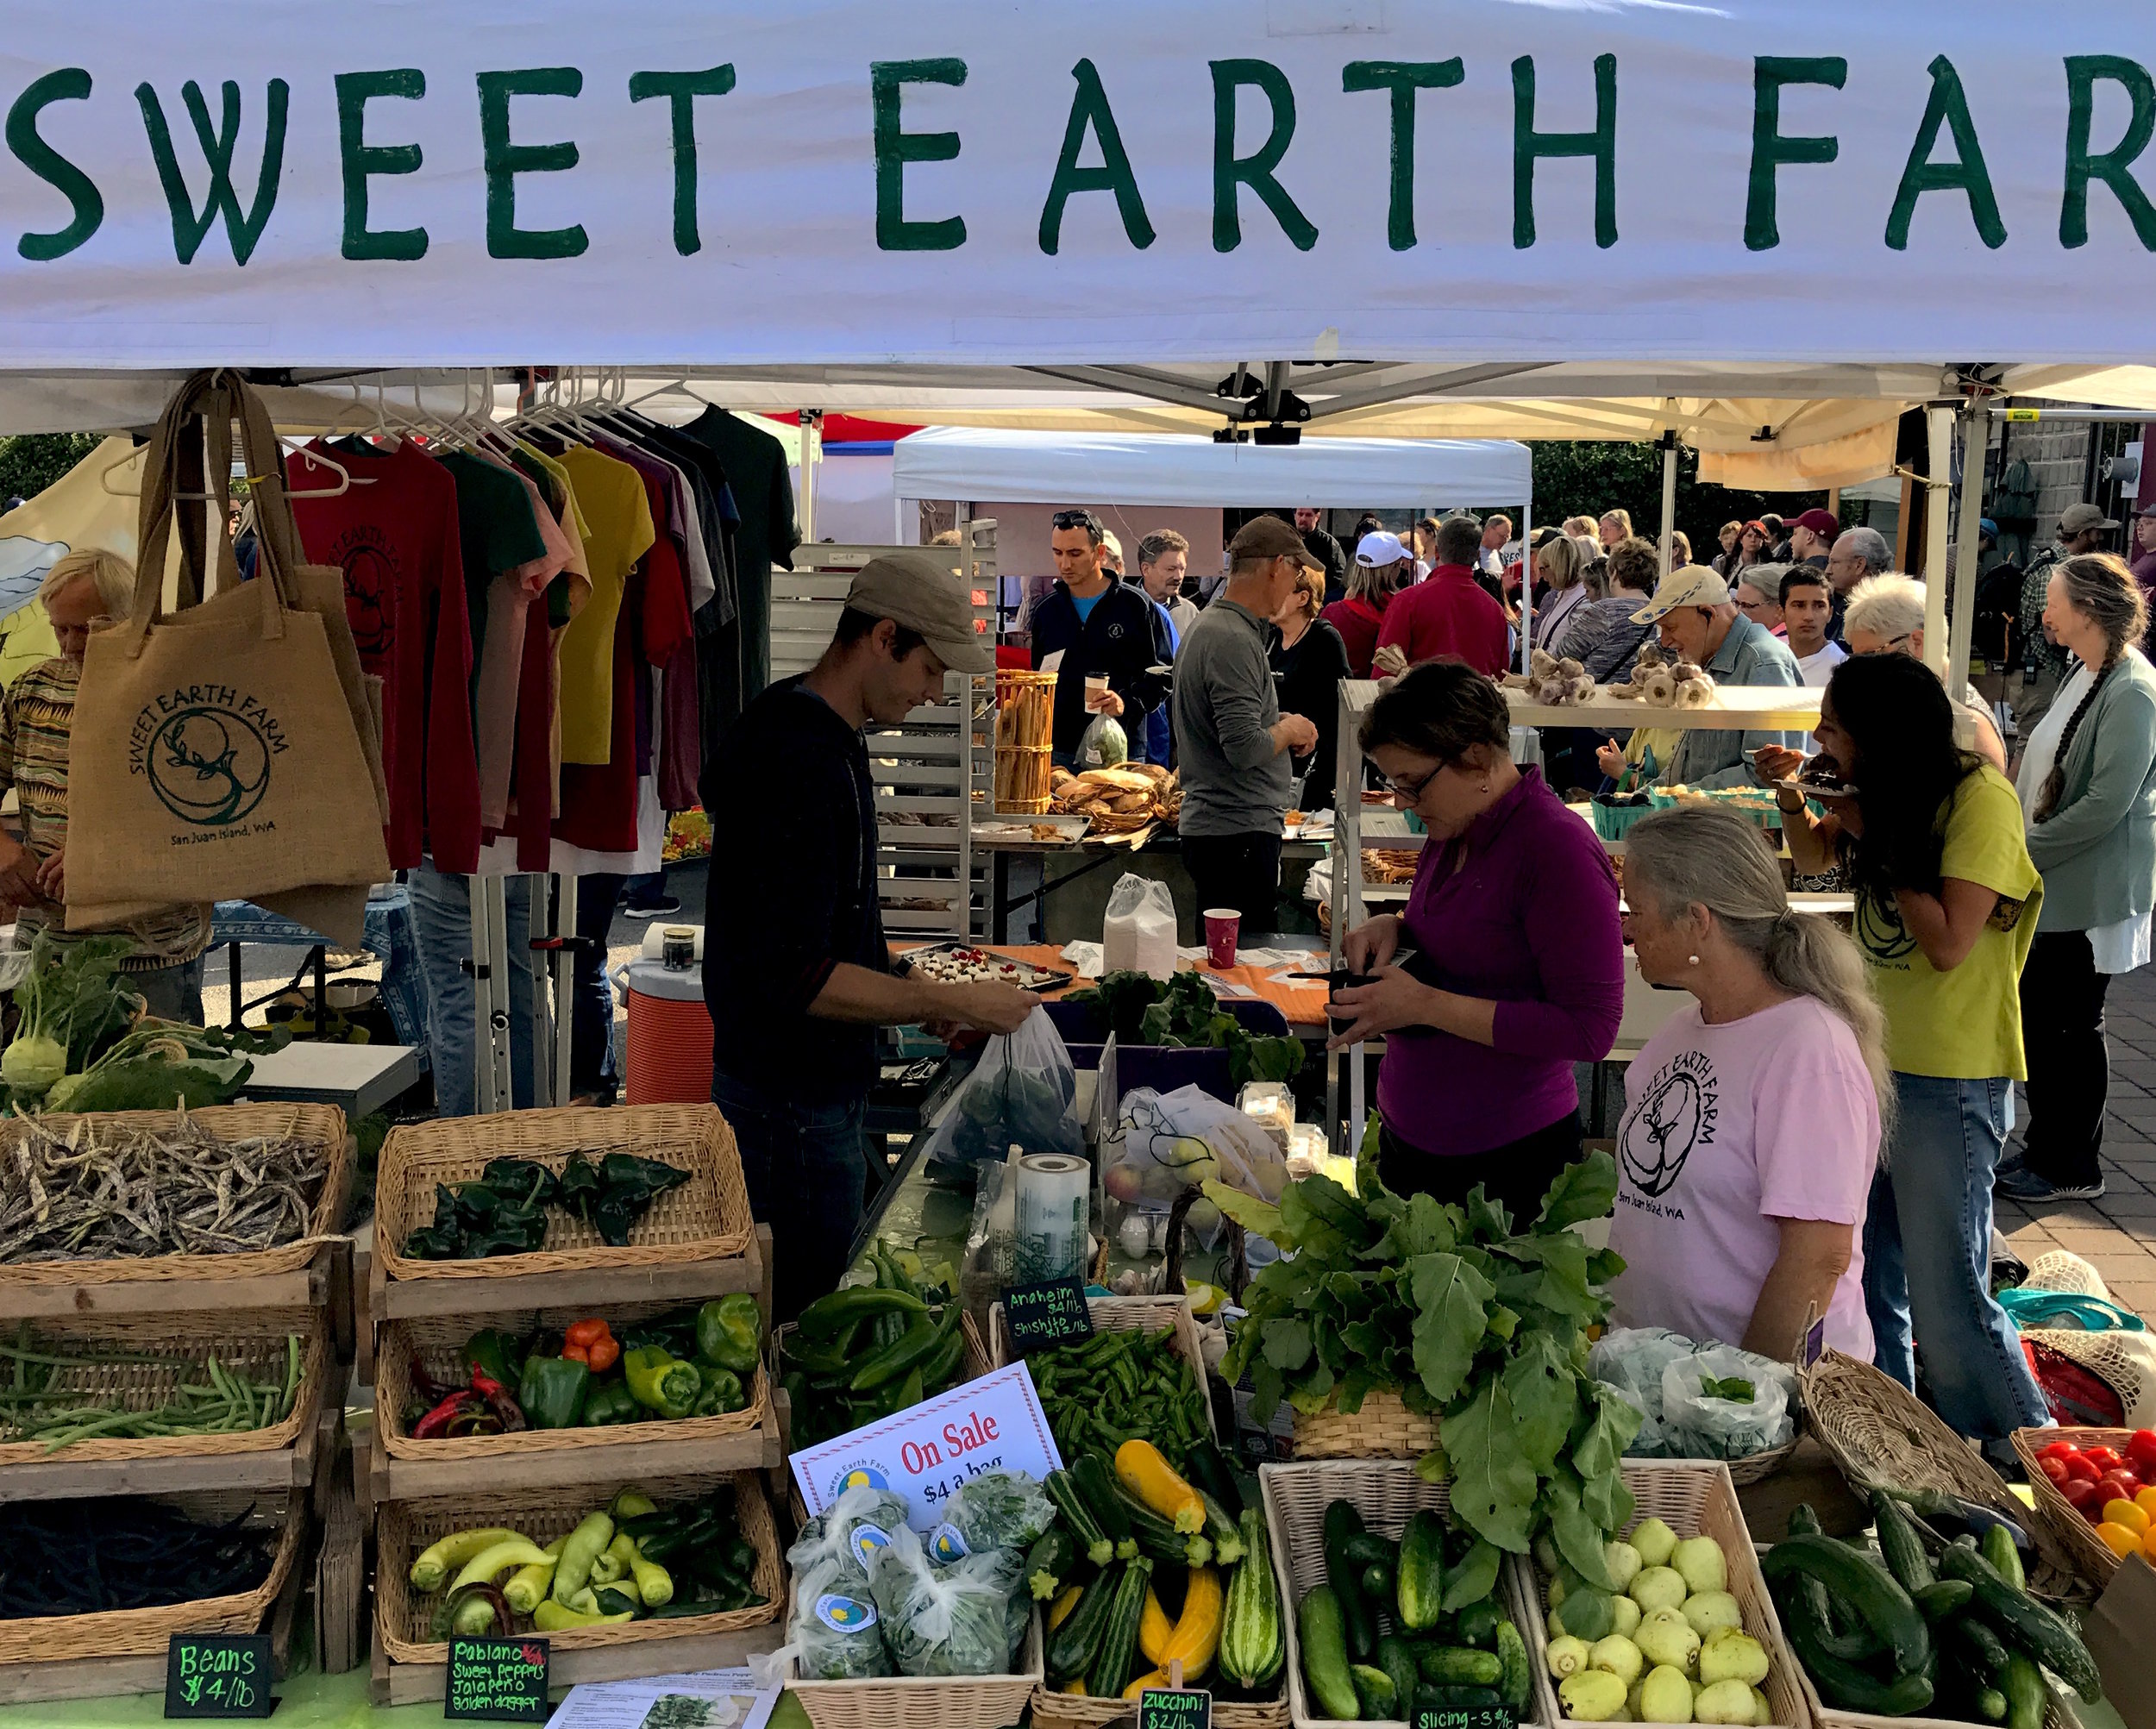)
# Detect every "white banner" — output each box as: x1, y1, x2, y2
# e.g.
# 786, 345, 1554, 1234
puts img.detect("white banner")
1, 1, 2153, 369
